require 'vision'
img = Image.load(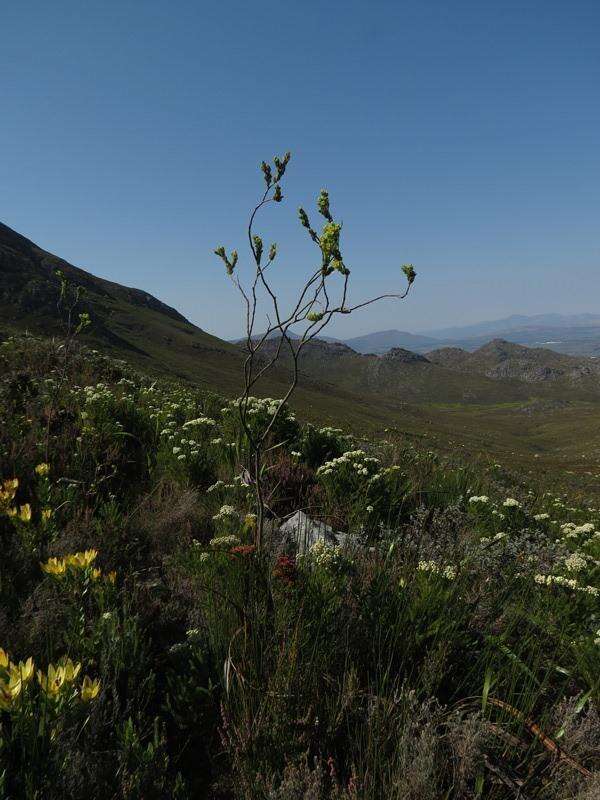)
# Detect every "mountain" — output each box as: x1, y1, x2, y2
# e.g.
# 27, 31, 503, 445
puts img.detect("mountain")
0, 221, 259, 395
422, 314, 600, 357
425, 313, 600, 340
335, 315, 600, 358
342, 329, 441, 355
258, 336, 600, 404
231, 330, 339, 345
427, 339, 600, 386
